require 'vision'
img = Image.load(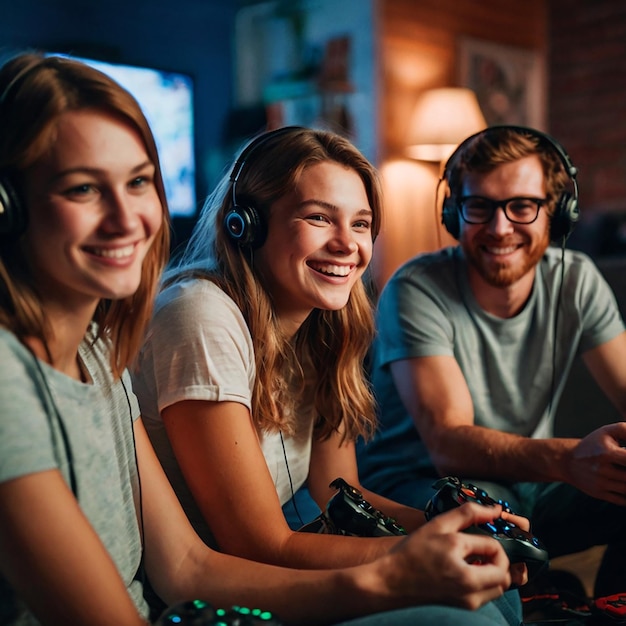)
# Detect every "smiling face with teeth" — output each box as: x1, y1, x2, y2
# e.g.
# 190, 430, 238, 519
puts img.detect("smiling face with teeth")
20, 109, 163, 317
458, 155, 551, 301
254, 160, 374, 335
